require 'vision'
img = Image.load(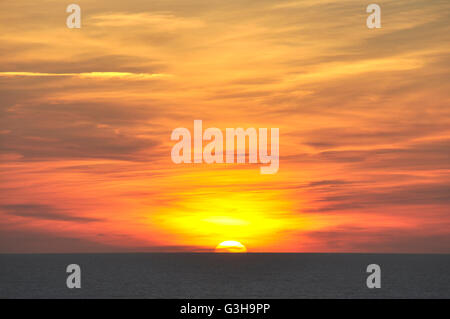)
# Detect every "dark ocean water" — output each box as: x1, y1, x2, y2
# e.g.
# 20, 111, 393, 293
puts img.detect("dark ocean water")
0, 253, 448, 298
